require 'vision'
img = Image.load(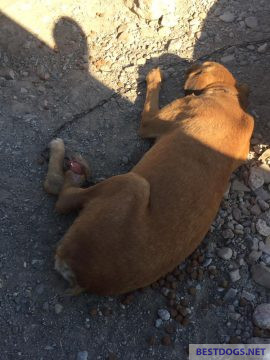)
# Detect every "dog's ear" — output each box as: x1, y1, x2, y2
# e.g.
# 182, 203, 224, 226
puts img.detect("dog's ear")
236, 83, 250, 109
184, 64, 206, 92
